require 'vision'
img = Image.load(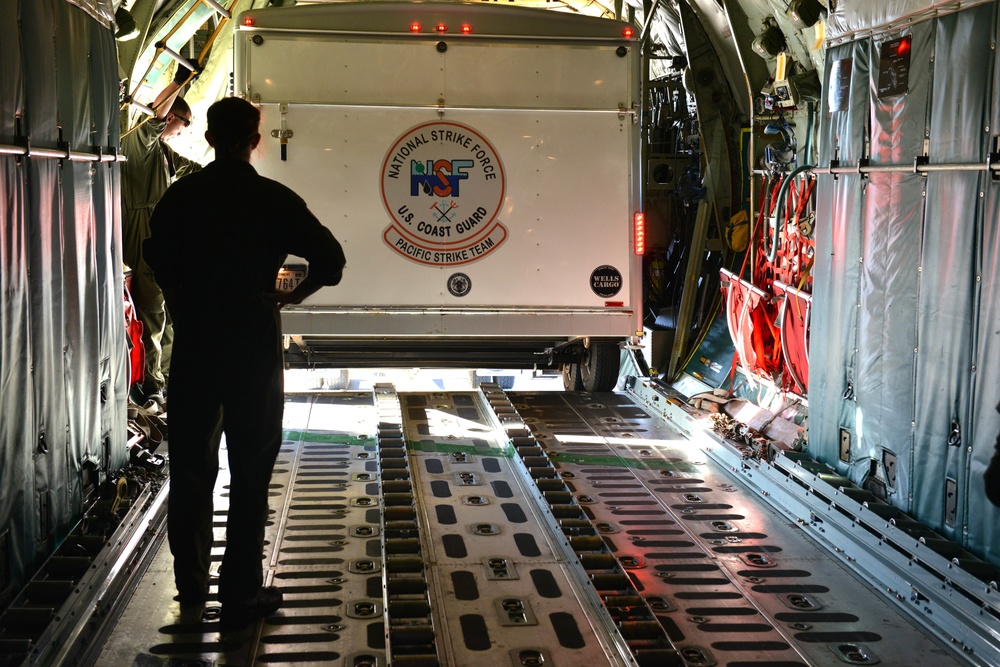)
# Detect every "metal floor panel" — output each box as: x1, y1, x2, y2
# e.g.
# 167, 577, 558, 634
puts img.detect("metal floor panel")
98, 392, 383, 666
94, 387, 968, 667
501, 390, 964, 667
393, 389, 631, 666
